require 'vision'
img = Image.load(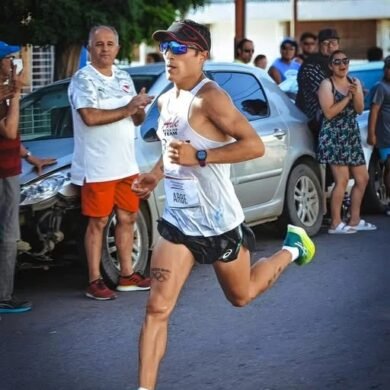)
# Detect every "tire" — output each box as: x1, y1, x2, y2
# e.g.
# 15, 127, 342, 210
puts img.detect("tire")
101, 206, 150, 288
362, 149, 388, 213
278, 163, 323, 236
